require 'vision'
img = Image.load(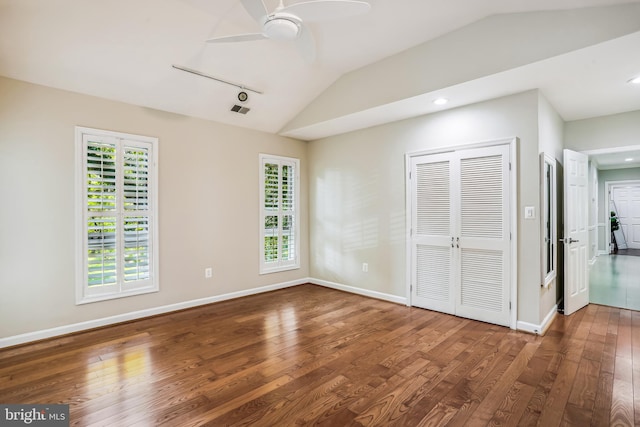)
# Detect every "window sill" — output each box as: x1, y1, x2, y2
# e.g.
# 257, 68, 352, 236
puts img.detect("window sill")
259, 265, 300, 275
77, 286, 159, 305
